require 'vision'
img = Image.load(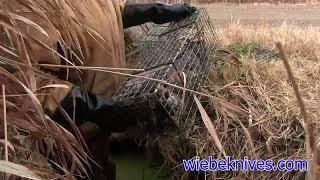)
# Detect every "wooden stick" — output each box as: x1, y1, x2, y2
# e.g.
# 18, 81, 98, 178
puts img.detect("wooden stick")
2, 84, 9, 180
2, 84, 8, 162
